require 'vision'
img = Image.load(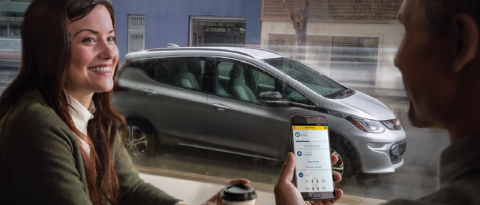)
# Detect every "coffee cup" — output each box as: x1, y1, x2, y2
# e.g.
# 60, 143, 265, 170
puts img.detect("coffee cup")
221, 184, 257, 205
